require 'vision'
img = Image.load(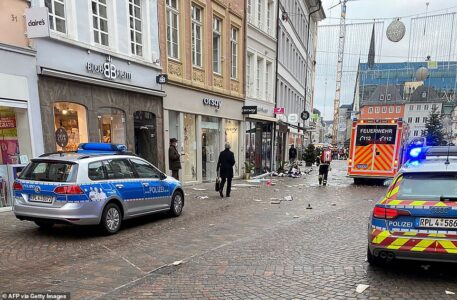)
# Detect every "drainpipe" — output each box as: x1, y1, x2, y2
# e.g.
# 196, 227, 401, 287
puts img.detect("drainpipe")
273, 0, 281, 171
